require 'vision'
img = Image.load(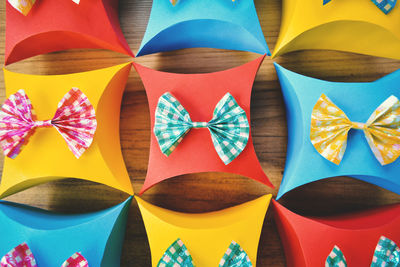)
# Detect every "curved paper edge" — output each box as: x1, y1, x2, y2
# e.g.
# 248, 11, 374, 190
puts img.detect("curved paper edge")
101, 196, 132, 267
0, 197, 132, 266
311, 203, 400, 230
137, 19, 269, 56
0, 176, 66, 199
139, 169, 272, 195
135, 194, 272, 229
272, 200, 307, 267
5, 30, 133, 65
272, 200, 400, 267
0, 63, 134, 198
274, 62, 305, 200
5, 0, 133, 65
96, 62, 134, 196
0, 196, 132, 230
133, 56, 273, 195
0, 199, 116, 230
100, 0, 134, 58
277, 174, 400, 200
135, 194, 272, 266
272, 20, 400, 59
